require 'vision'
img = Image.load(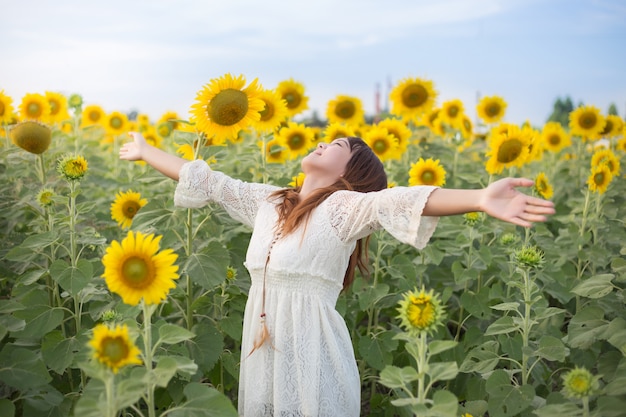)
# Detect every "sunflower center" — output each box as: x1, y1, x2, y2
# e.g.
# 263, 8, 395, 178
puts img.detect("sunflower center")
283, 91, 302, 110
88, 111, 101, 122
122, 201, 141, 219
122, 257, 154, 287
421, 170, 435, 184
548, 134, 561, 145
207, 89, 249, 127
102, 336, 129, 363
0, 102, 6, 116
336, 101, 356, 119
49, 100, 60, 115
579, 112, 597, 129
601, 120, 613, 135
259, 100, 275, 122
570, 376, 590, 393
27, 102, 42, 118
593, 172, 605, 185
486, 104, 501, 117
402, 84, 428, 109
110, 117, 123, 129
373, 139, 388, 154
447, 106, 460, 118
497, 138, 523, 163
288, 134, 305, 150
